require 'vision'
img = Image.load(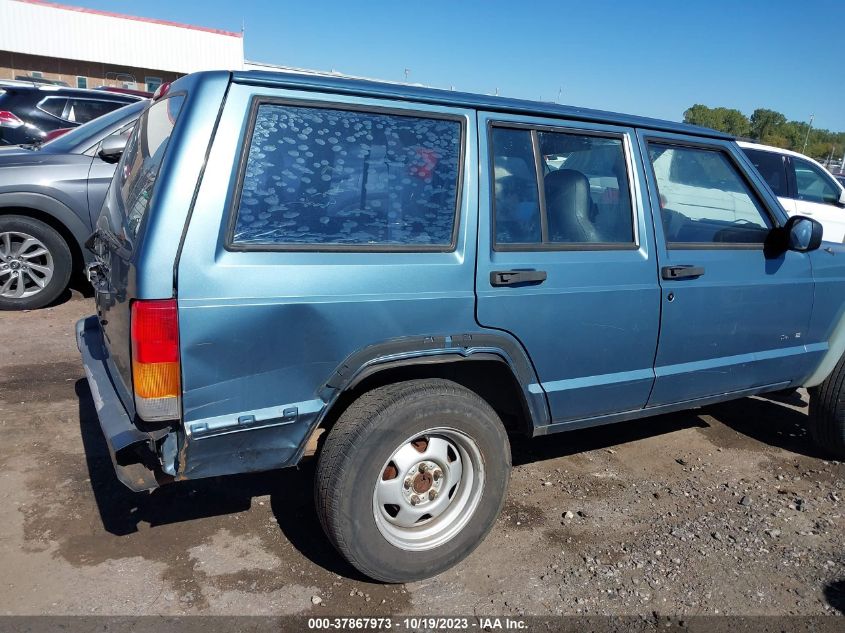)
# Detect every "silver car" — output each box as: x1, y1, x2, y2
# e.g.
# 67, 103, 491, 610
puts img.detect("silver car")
0, 99, 145, 309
